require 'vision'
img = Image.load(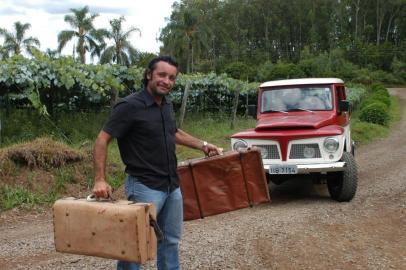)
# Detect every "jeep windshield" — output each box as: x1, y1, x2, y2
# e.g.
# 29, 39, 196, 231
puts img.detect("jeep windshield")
260, 86, 333, 113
